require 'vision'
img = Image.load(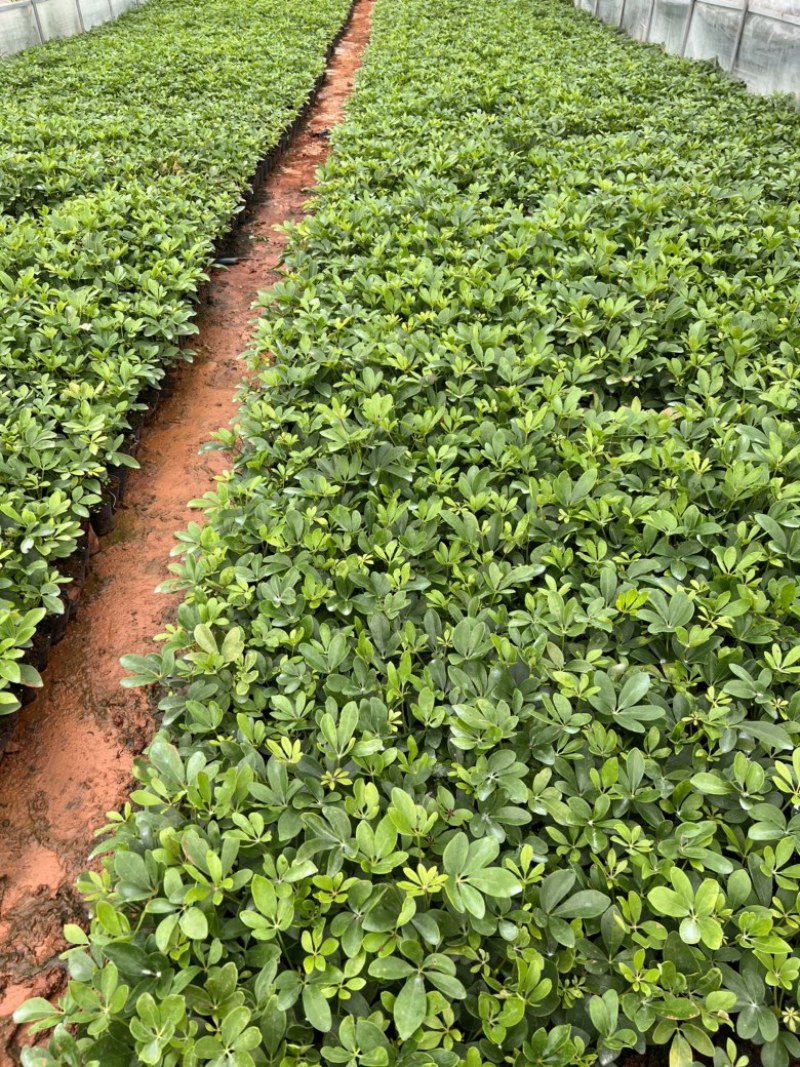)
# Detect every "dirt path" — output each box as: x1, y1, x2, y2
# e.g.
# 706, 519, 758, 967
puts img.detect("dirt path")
0, 2, 373, 1057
